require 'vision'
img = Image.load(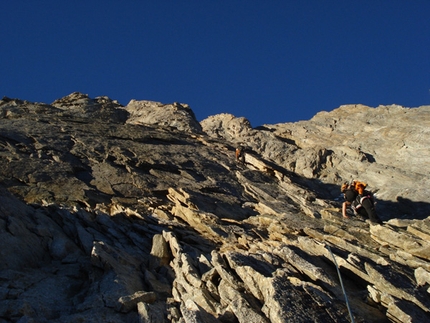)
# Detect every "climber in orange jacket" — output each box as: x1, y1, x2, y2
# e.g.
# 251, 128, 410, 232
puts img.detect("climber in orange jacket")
341, 180, 382, 224
235, 145, 245, 163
